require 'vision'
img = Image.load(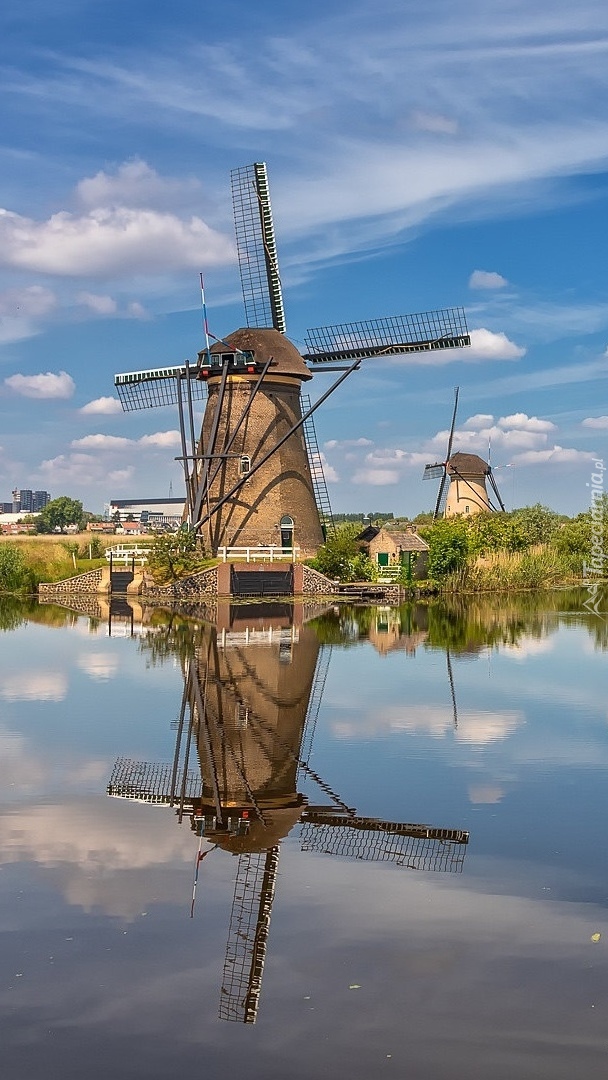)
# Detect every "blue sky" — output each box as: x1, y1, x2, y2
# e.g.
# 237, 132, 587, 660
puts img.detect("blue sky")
1, 0, 607, 515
